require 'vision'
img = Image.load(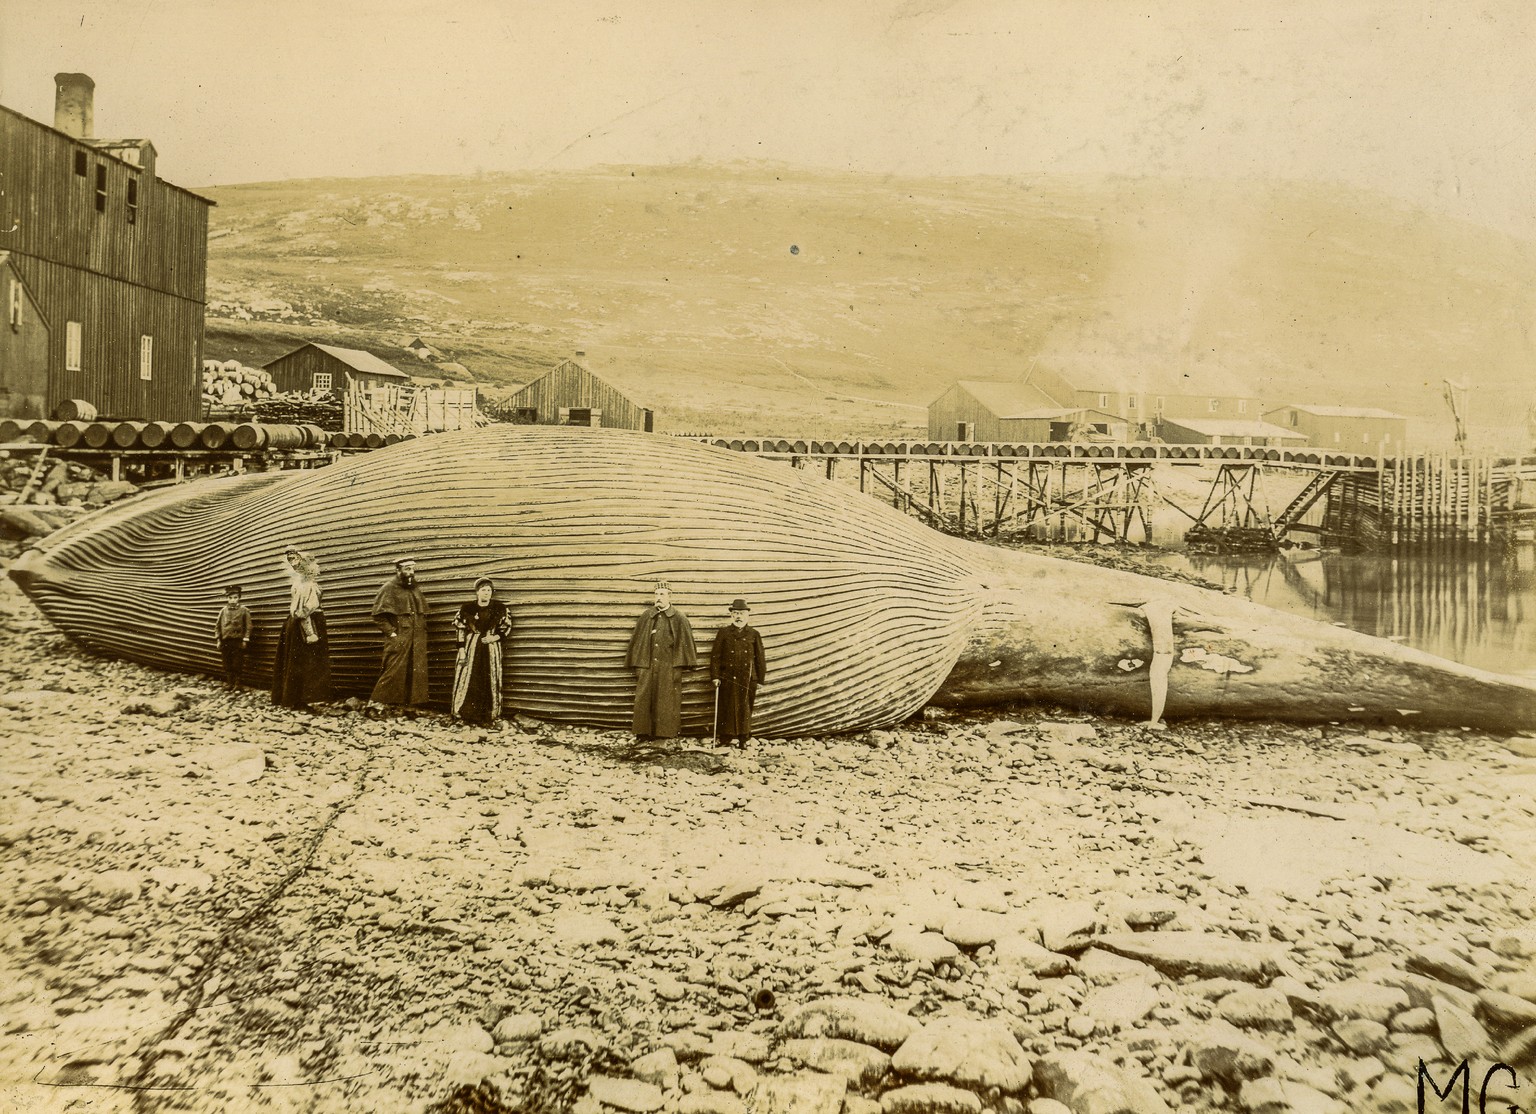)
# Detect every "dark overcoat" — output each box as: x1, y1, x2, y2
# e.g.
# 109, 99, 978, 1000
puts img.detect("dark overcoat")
371, 576, 430, 705
710, 624, 766, 739
627, 606, 698, 737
